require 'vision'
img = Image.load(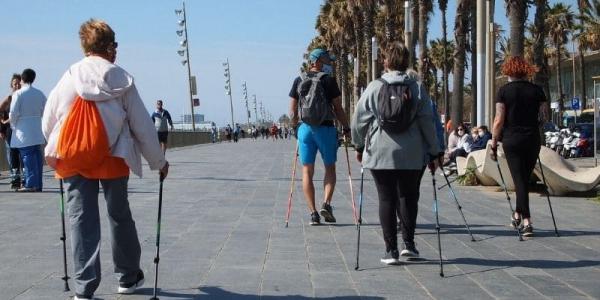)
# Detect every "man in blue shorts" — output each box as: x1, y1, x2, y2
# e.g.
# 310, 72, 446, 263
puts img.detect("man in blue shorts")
289, 48, 350, 225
